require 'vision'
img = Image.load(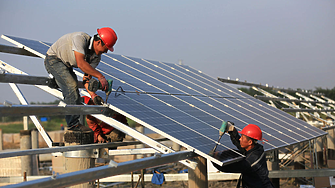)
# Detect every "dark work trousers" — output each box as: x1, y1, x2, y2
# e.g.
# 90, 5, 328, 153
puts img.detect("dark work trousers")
44, 54, 81, 128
